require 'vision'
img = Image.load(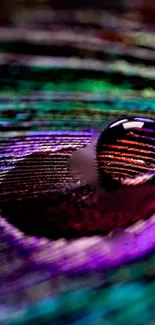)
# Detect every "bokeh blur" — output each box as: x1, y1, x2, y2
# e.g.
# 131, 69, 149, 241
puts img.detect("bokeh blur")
0, 1, 155, 325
